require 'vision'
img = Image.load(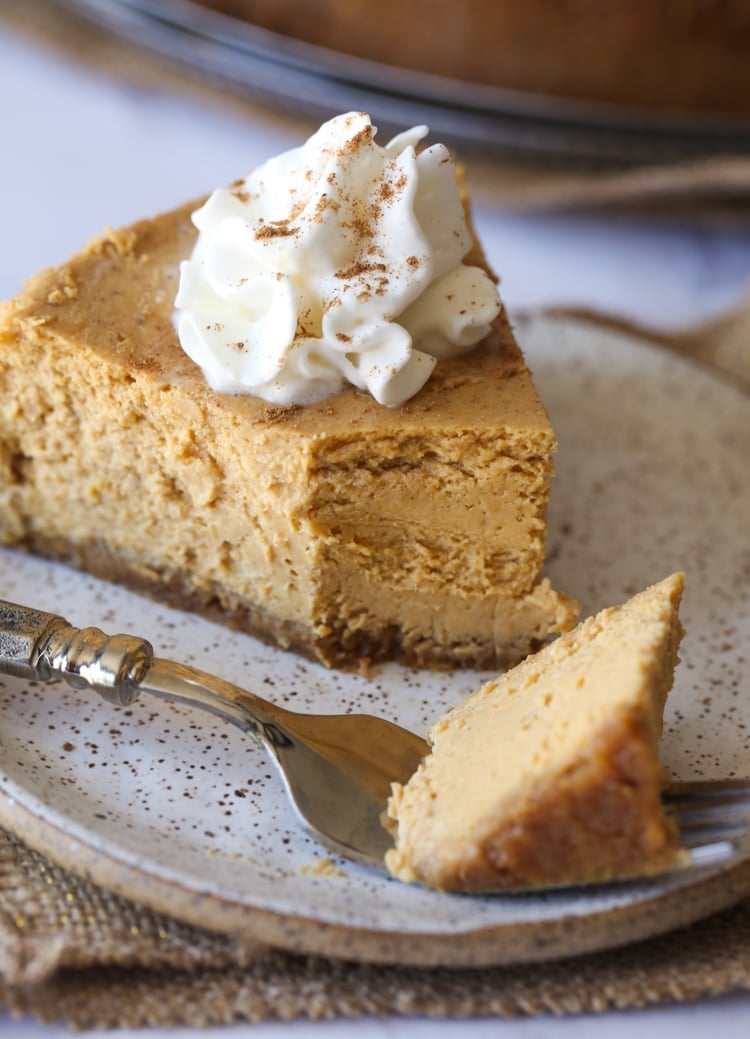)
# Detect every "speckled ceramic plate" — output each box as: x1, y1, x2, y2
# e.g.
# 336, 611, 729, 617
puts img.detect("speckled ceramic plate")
1, 316, 749, 967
